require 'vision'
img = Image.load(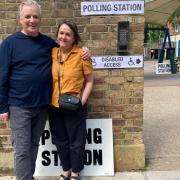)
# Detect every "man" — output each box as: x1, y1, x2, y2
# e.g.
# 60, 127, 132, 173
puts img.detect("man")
0, 1, 89, 180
